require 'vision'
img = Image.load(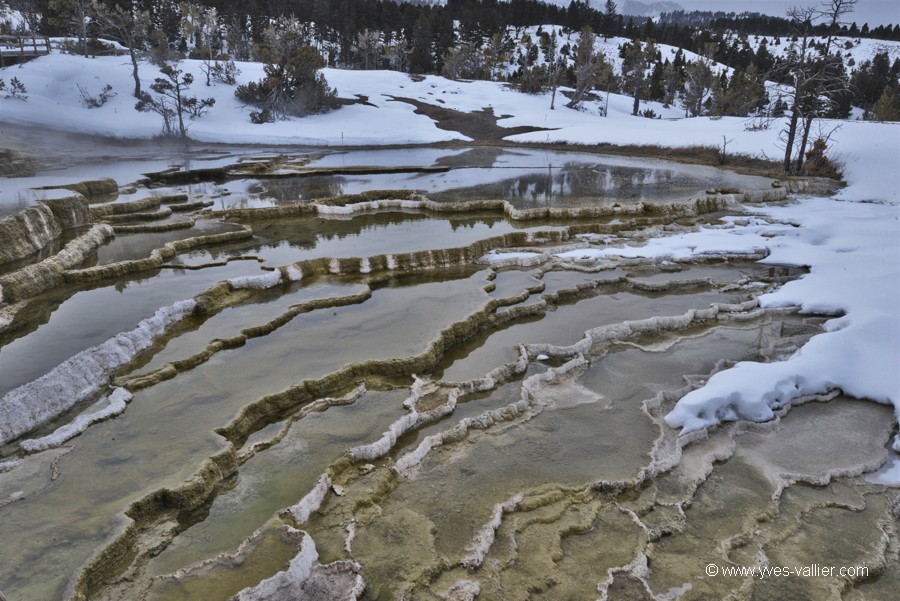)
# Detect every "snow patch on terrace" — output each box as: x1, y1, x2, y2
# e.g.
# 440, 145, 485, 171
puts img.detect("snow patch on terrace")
0, 300, 196, 446
559, 198, 899, 449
